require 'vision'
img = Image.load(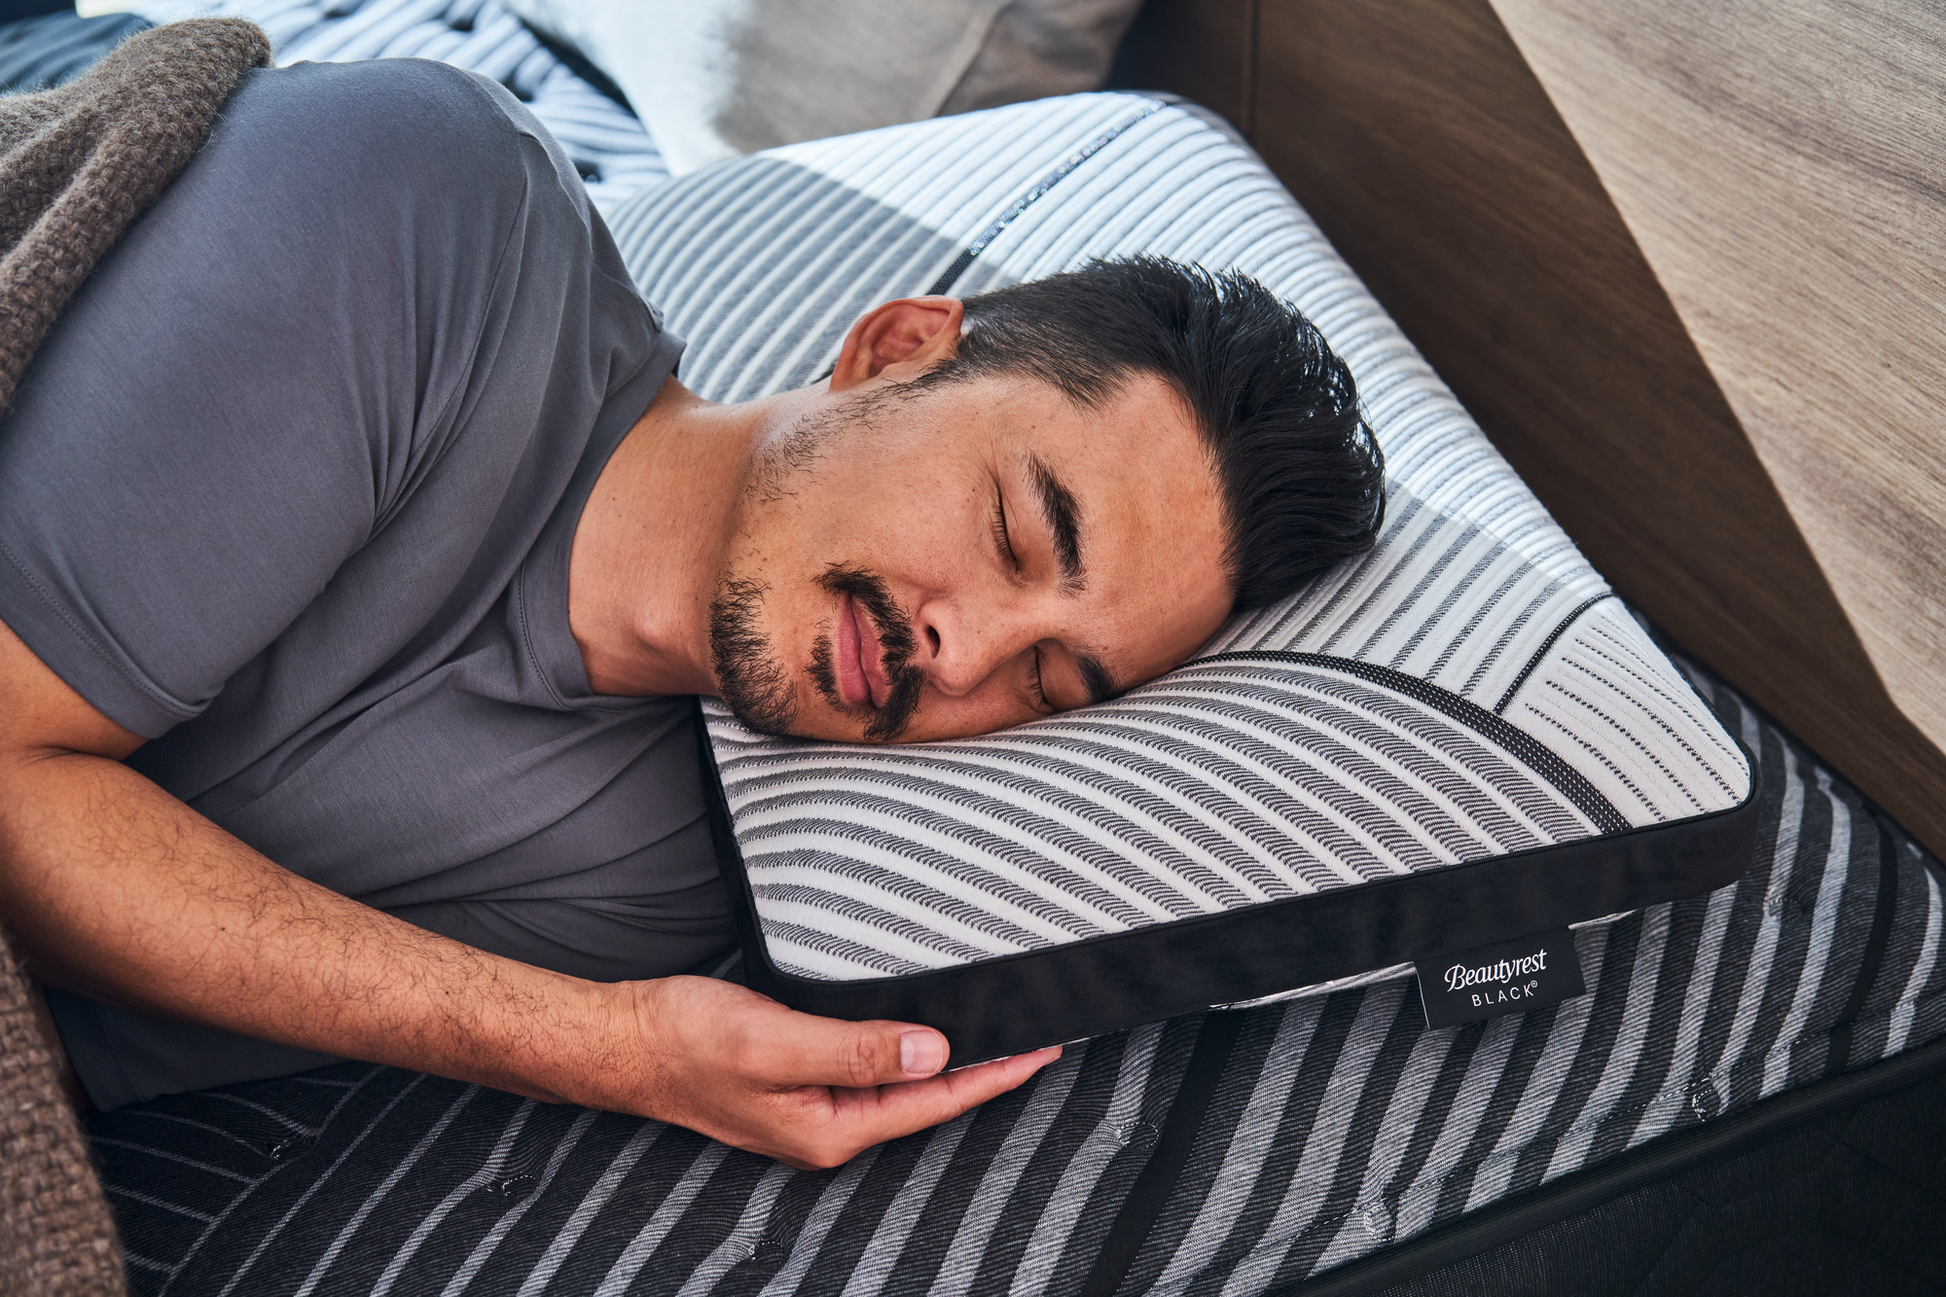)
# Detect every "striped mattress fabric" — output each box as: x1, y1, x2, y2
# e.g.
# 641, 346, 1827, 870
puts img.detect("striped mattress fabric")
121, 0, 666, 212
603, 93, 1759, 1059
87, 650, 1946, 1295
